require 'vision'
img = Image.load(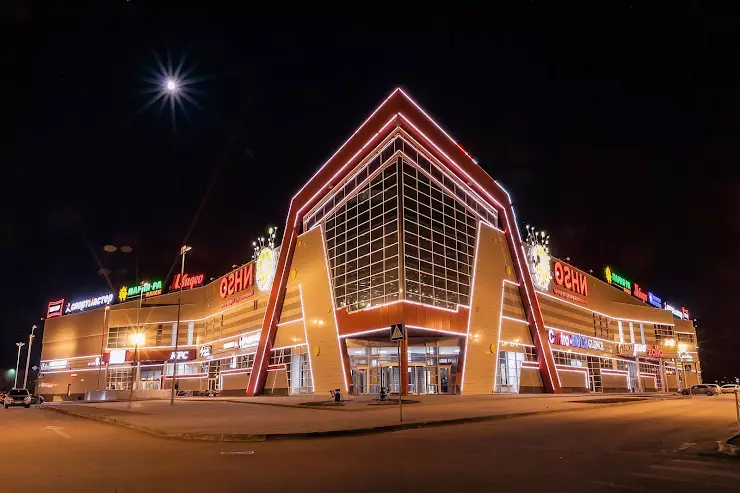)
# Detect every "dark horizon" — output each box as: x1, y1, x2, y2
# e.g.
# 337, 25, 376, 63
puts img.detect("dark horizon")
3, 2, 738, 382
